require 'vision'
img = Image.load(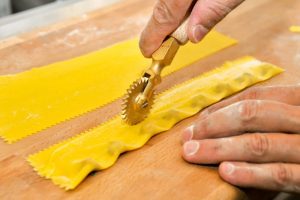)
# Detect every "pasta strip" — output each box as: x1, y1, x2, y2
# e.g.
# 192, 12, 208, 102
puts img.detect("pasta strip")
28, 56, 283, 190
289, 26, 300, 33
